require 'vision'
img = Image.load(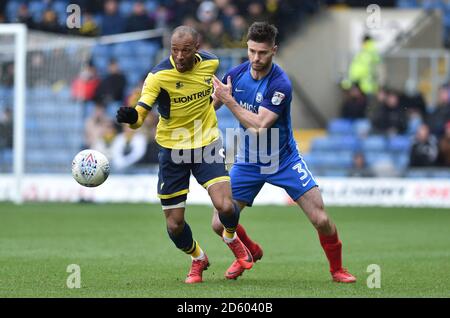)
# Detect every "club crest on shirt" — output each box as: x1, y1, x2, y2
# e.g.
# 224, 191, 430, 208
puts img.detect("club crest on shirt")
204, 76, 212, 85
176, 81, 184, 89
256, 92, 263, 103
271, 91, 285, 105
